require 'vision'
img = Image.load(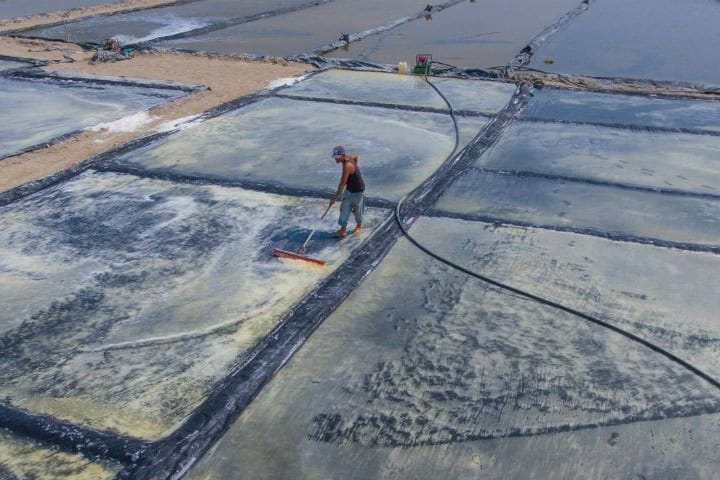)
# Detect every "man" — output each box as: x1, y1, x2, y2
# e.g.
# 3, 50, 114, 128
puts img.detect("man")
329, 145, 365, 238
